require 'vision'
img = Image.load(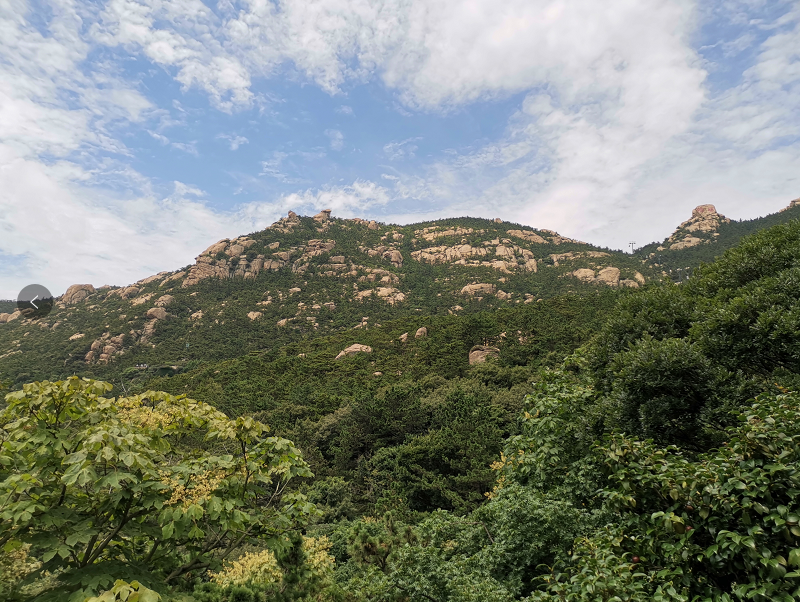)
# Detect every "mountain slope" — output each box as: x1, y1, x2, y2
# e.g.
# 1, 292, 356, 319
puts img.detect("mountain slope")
1, 199, 798, 386
640, 199, 800, 277
0, 213, 649, 384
